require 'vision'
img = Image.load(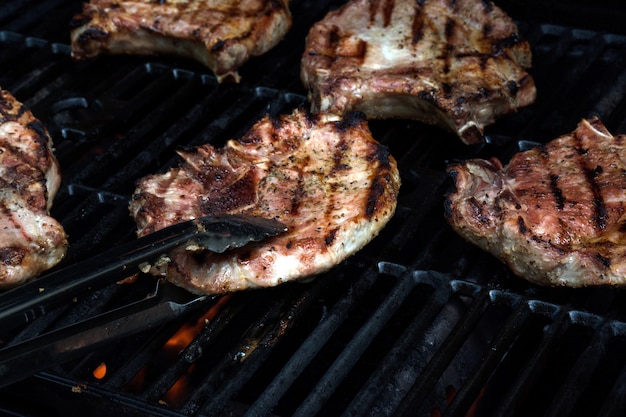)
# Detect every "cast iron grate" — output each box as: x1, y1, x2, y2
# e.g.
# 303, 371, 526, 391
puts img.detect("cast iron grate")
2, 1, 626, 416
